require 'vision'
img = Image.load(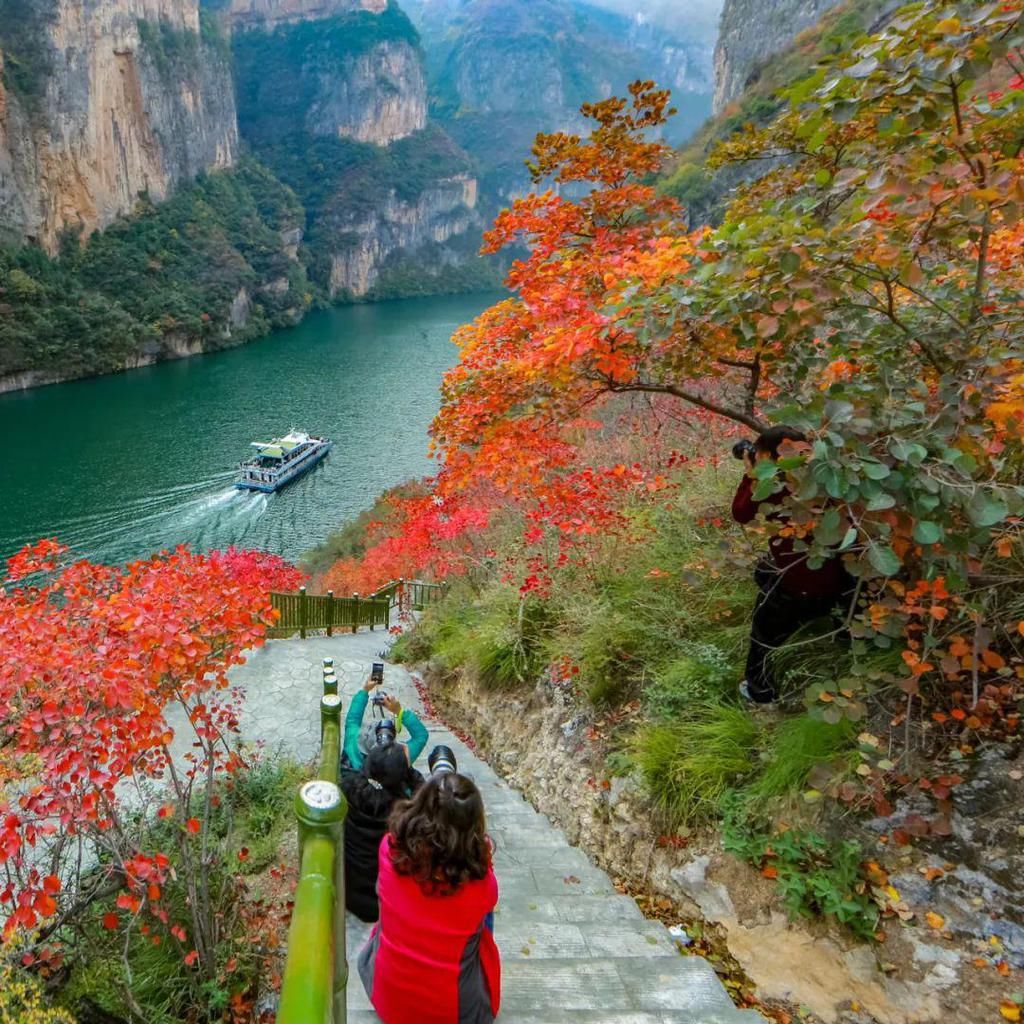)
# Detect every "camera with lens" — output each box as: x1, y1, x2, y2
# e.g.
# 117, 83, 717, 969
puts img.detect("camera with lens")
374, 718, 397, 748
428, 744, 457, 777
371, 690, 389, 708
731, 438, 756, 461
